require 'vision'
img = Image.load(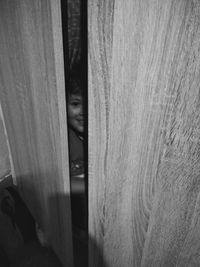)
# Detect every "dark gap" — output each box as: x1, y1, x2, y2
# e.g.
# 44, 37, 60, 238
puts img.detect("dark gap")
61, 0, 70, 82
81, 0, 88, 236
61, 0, 88, 266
